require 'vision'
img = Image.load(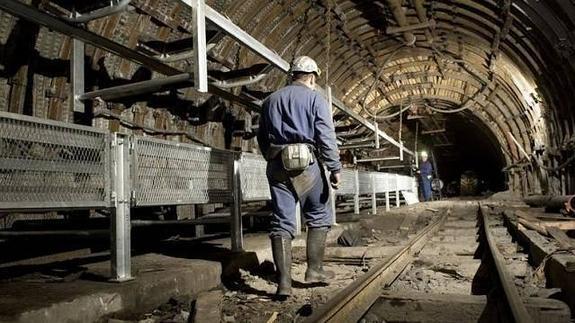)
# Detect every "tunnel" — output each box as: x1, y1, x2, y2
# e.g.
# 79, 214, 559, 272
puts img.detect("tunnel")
0, 0, 573, 197
1, 0, 575, 321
